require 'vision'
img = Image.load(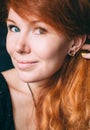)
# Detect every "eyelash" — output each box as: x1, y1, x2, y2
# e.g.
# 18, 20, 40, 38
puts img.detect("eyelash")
7, 25, 20, 32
